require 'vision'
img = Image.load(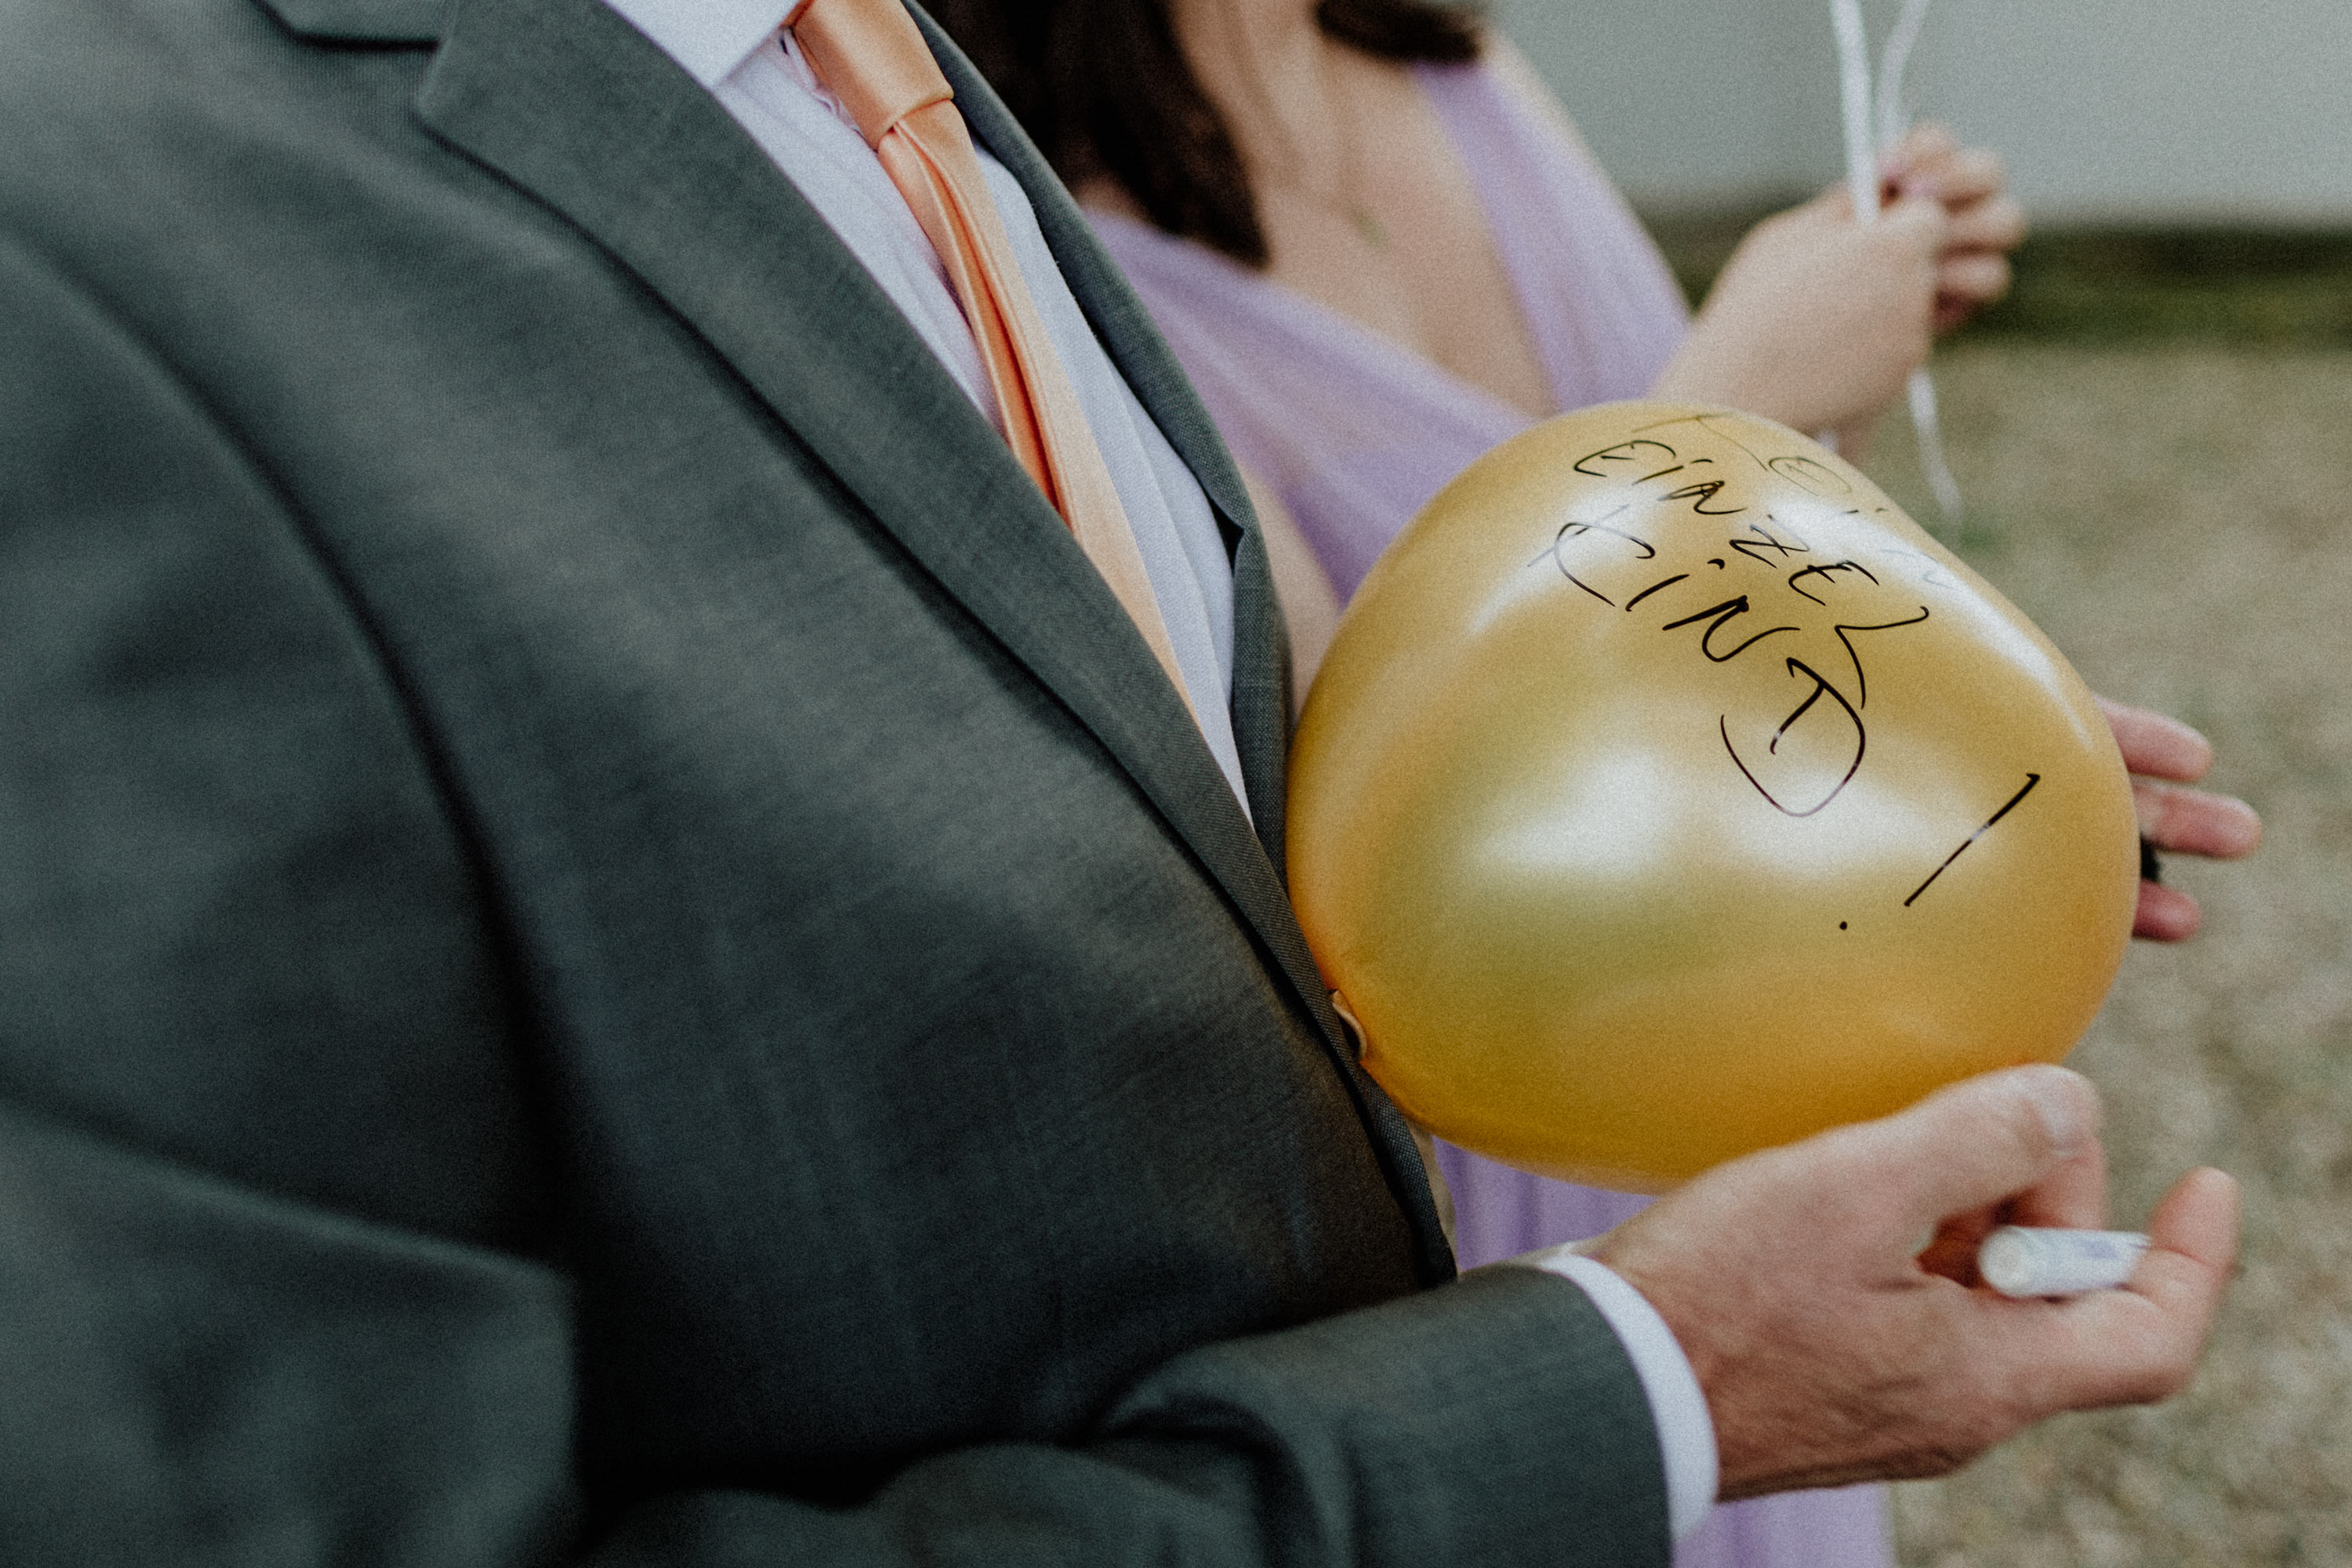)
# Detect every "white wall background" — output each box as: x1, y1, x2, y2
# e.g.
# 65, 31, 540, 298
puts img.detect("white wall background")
1496, 0, 2352, 224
